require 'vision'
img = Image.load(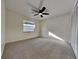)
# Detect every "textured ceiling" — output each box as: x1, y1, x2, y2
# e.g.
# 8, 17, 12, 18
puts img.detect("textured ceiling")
5, 0, 77, 19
